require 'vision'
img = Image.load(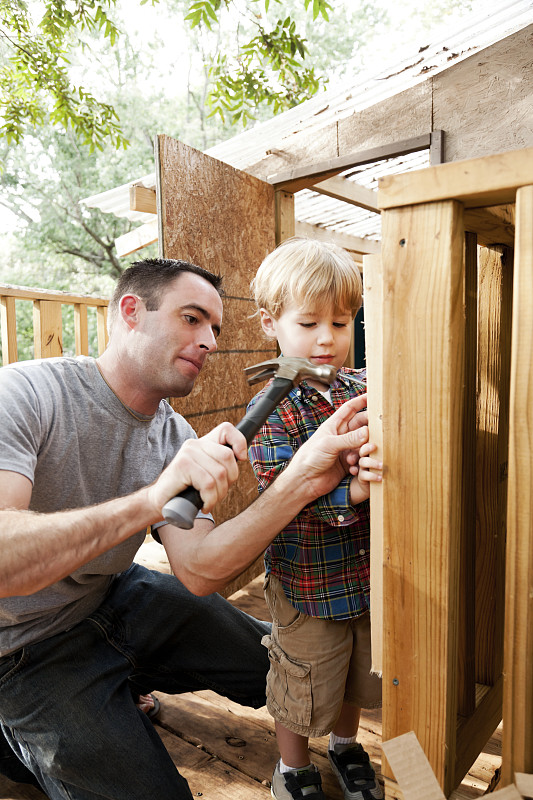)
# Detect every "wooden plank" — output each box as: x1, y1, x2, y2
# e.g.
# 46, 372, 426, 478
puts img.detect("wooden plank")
362, 254, 383, 676
0, 284, 108, 306
74, 303, 89, 356
32, 300, 62, 358
272, 134, 432, 193
464, 205, 515, 248
475, 245, 513, 685
455, 678, 503, 787
115, 219, 158, 257
0, 775, 45, 799
129, 185, 157, 214
458, 232, 477, 717
382, 732, 446, 800
295, 221, 379, 256
274, 190, 295, 244
311, 176, 379, 213
378, 148, 533, 210
502, 184, 533, 784
156, 726, 270, 799
155, 135, 276, 530
381, 201, 464, 795
96, 305, 108, 355
0, 295, 18, 365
